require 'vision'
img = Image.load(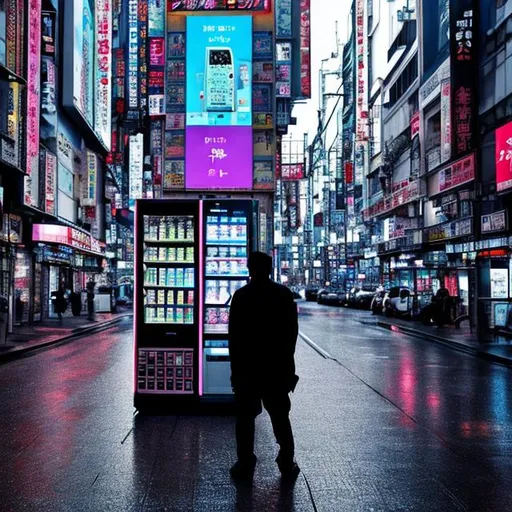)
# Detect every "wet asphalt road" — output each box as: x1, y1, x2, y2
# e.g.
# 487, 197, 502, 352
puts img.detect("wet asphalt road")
0, 307, 511, 511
